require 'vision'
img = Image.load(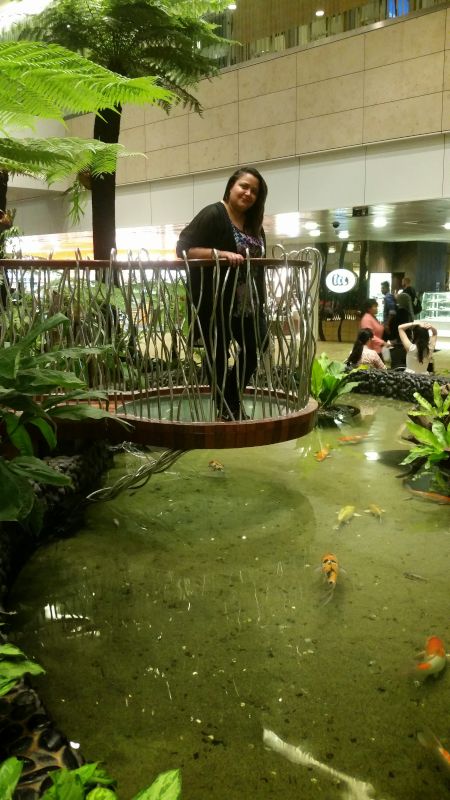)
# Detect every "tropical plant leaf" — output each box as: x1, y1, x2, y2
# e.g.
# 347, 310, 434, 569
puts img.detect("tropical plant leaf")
0, 756, 23, 799
40, 769, 85, 800
405, 421, 441, 447
432, 381, 443, 410
48, 405, 132, 428
0, 643, 27, 658
72, 762, 116, 789
431, 421, 450, 450
411, 391, 434, 413
16, 369, 85, 391
3, 411, 34, 456
86, 789, 117, 800
0, 458, 36, 521
8, 456, 73, 487
132, 769, 182, 800
0, 659, 45, 682
28, 416, 58, 451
